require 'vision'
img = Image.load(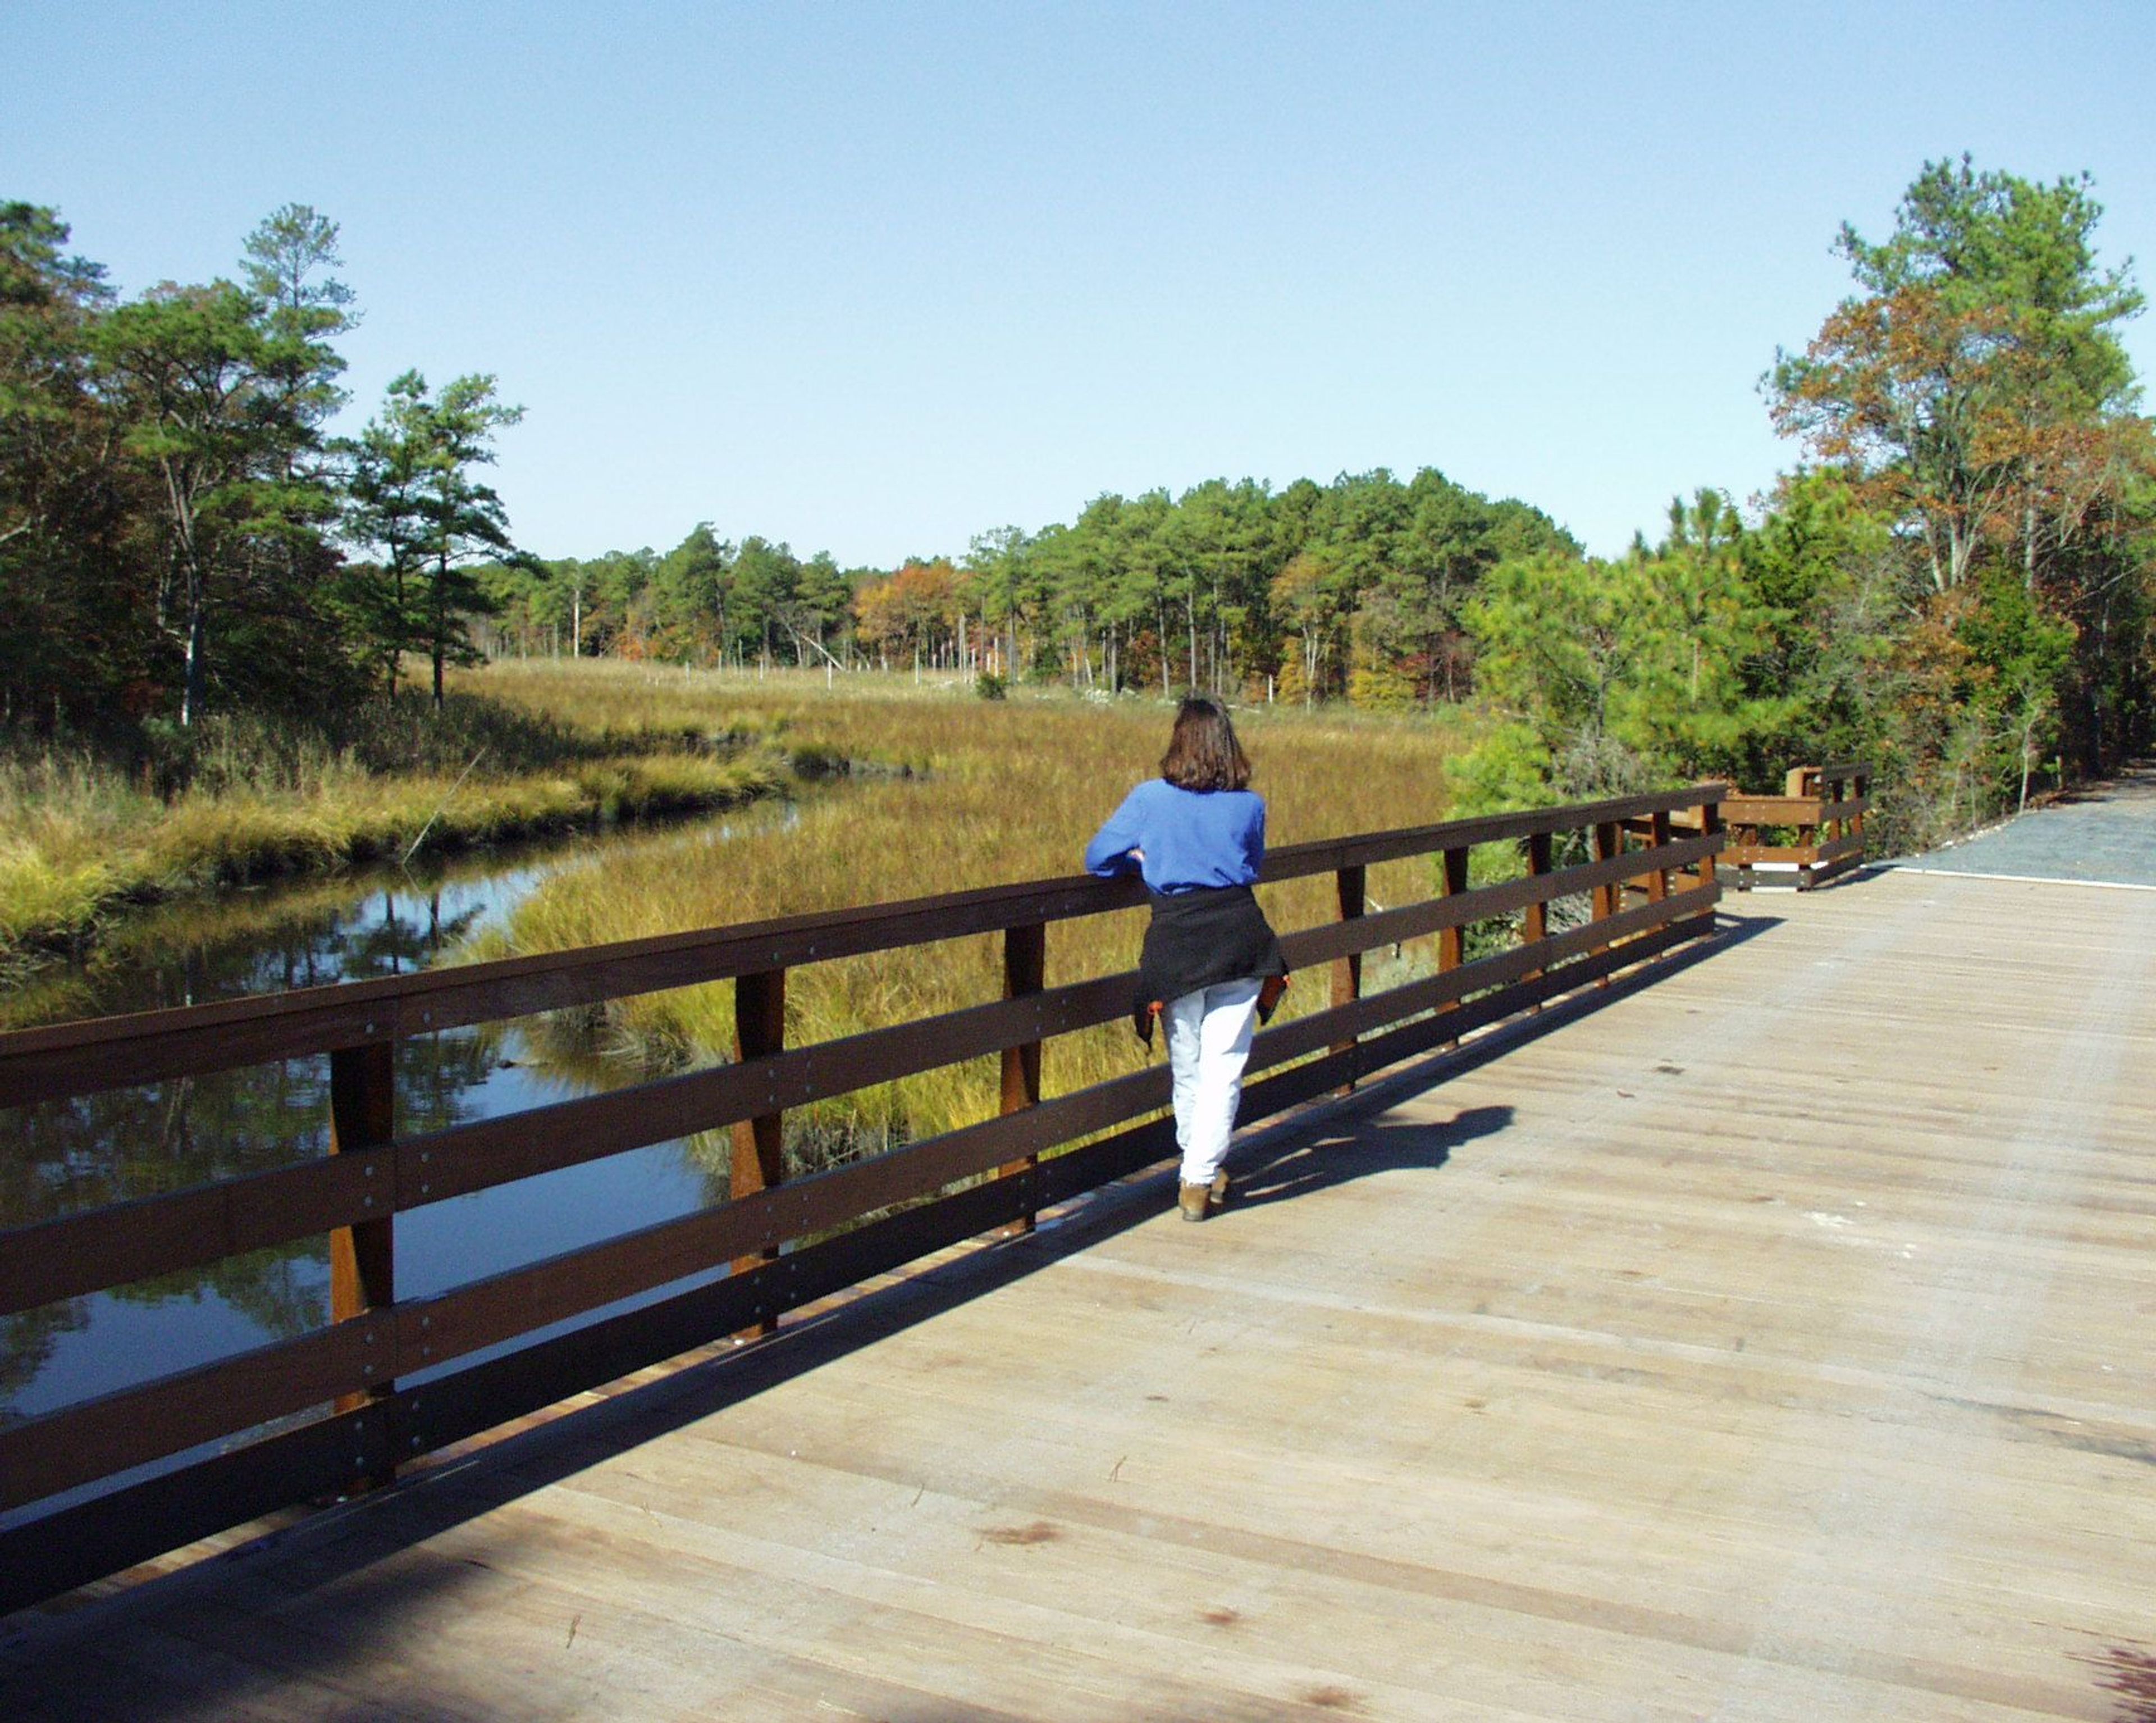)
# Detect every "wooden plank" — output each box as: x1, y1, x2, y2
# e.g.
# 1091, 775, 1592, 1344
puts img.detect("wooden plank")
1817, 829, 1866, 864
0, 1147, 387, 1321
1253, 783, 1725, 881
385, 1071, 1161, 1374
1724, 844, 1815, 865
392, 1172, 1054, 1467
0, 1311, 393, 1511
1722, 795, 1823, 824
0, 874, 1141, 1105
0, 1402, 394, 1616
